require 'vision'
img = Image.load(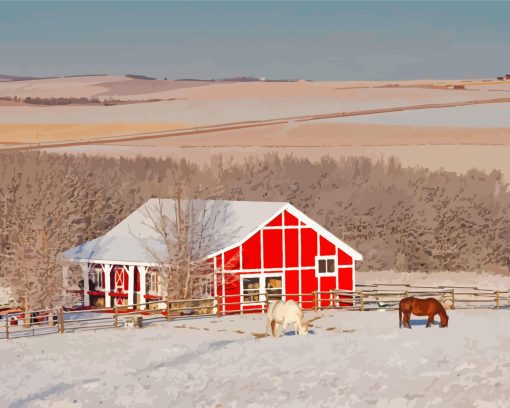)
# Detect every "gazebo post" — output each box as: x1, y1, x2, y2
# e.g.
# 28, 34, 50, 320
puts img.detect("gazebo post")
126, 265, 135, 308
80, 263, 91, 307
138, 266, 148, 310
101, 264, 113, 308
